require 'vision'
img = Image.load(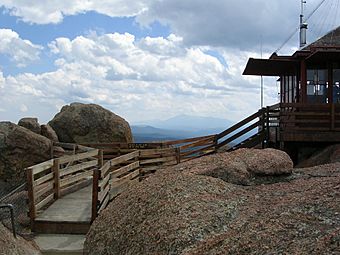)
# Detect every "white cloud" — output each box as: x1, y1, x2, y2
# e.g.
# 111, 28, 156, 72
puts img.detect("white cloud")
0, 29, 43, 67
0, 0, 150, 24
0, 31, 277, 124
